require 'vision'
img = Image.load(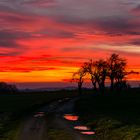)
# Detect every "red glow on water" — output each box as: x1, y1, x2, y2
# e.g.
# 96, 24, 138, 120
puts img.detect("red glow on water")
81, 131, 95, 135
63, 114, 79, 121
74, 126, 90, 130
